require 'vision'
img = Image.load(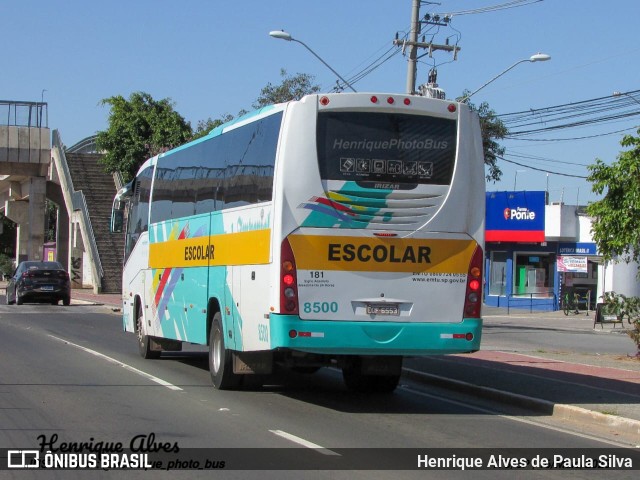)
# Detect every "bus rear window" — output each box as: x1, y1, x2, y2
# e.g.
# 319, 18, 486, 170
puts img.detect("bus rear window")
317, 112, 456, 187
